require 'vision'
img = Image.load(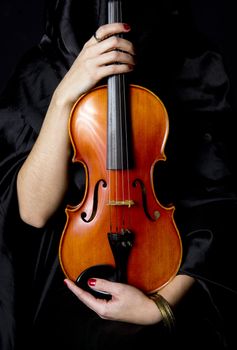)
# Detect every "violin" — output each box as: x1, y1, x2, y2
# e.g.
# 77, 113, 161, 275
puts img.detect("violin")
59, 0, 182, 296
